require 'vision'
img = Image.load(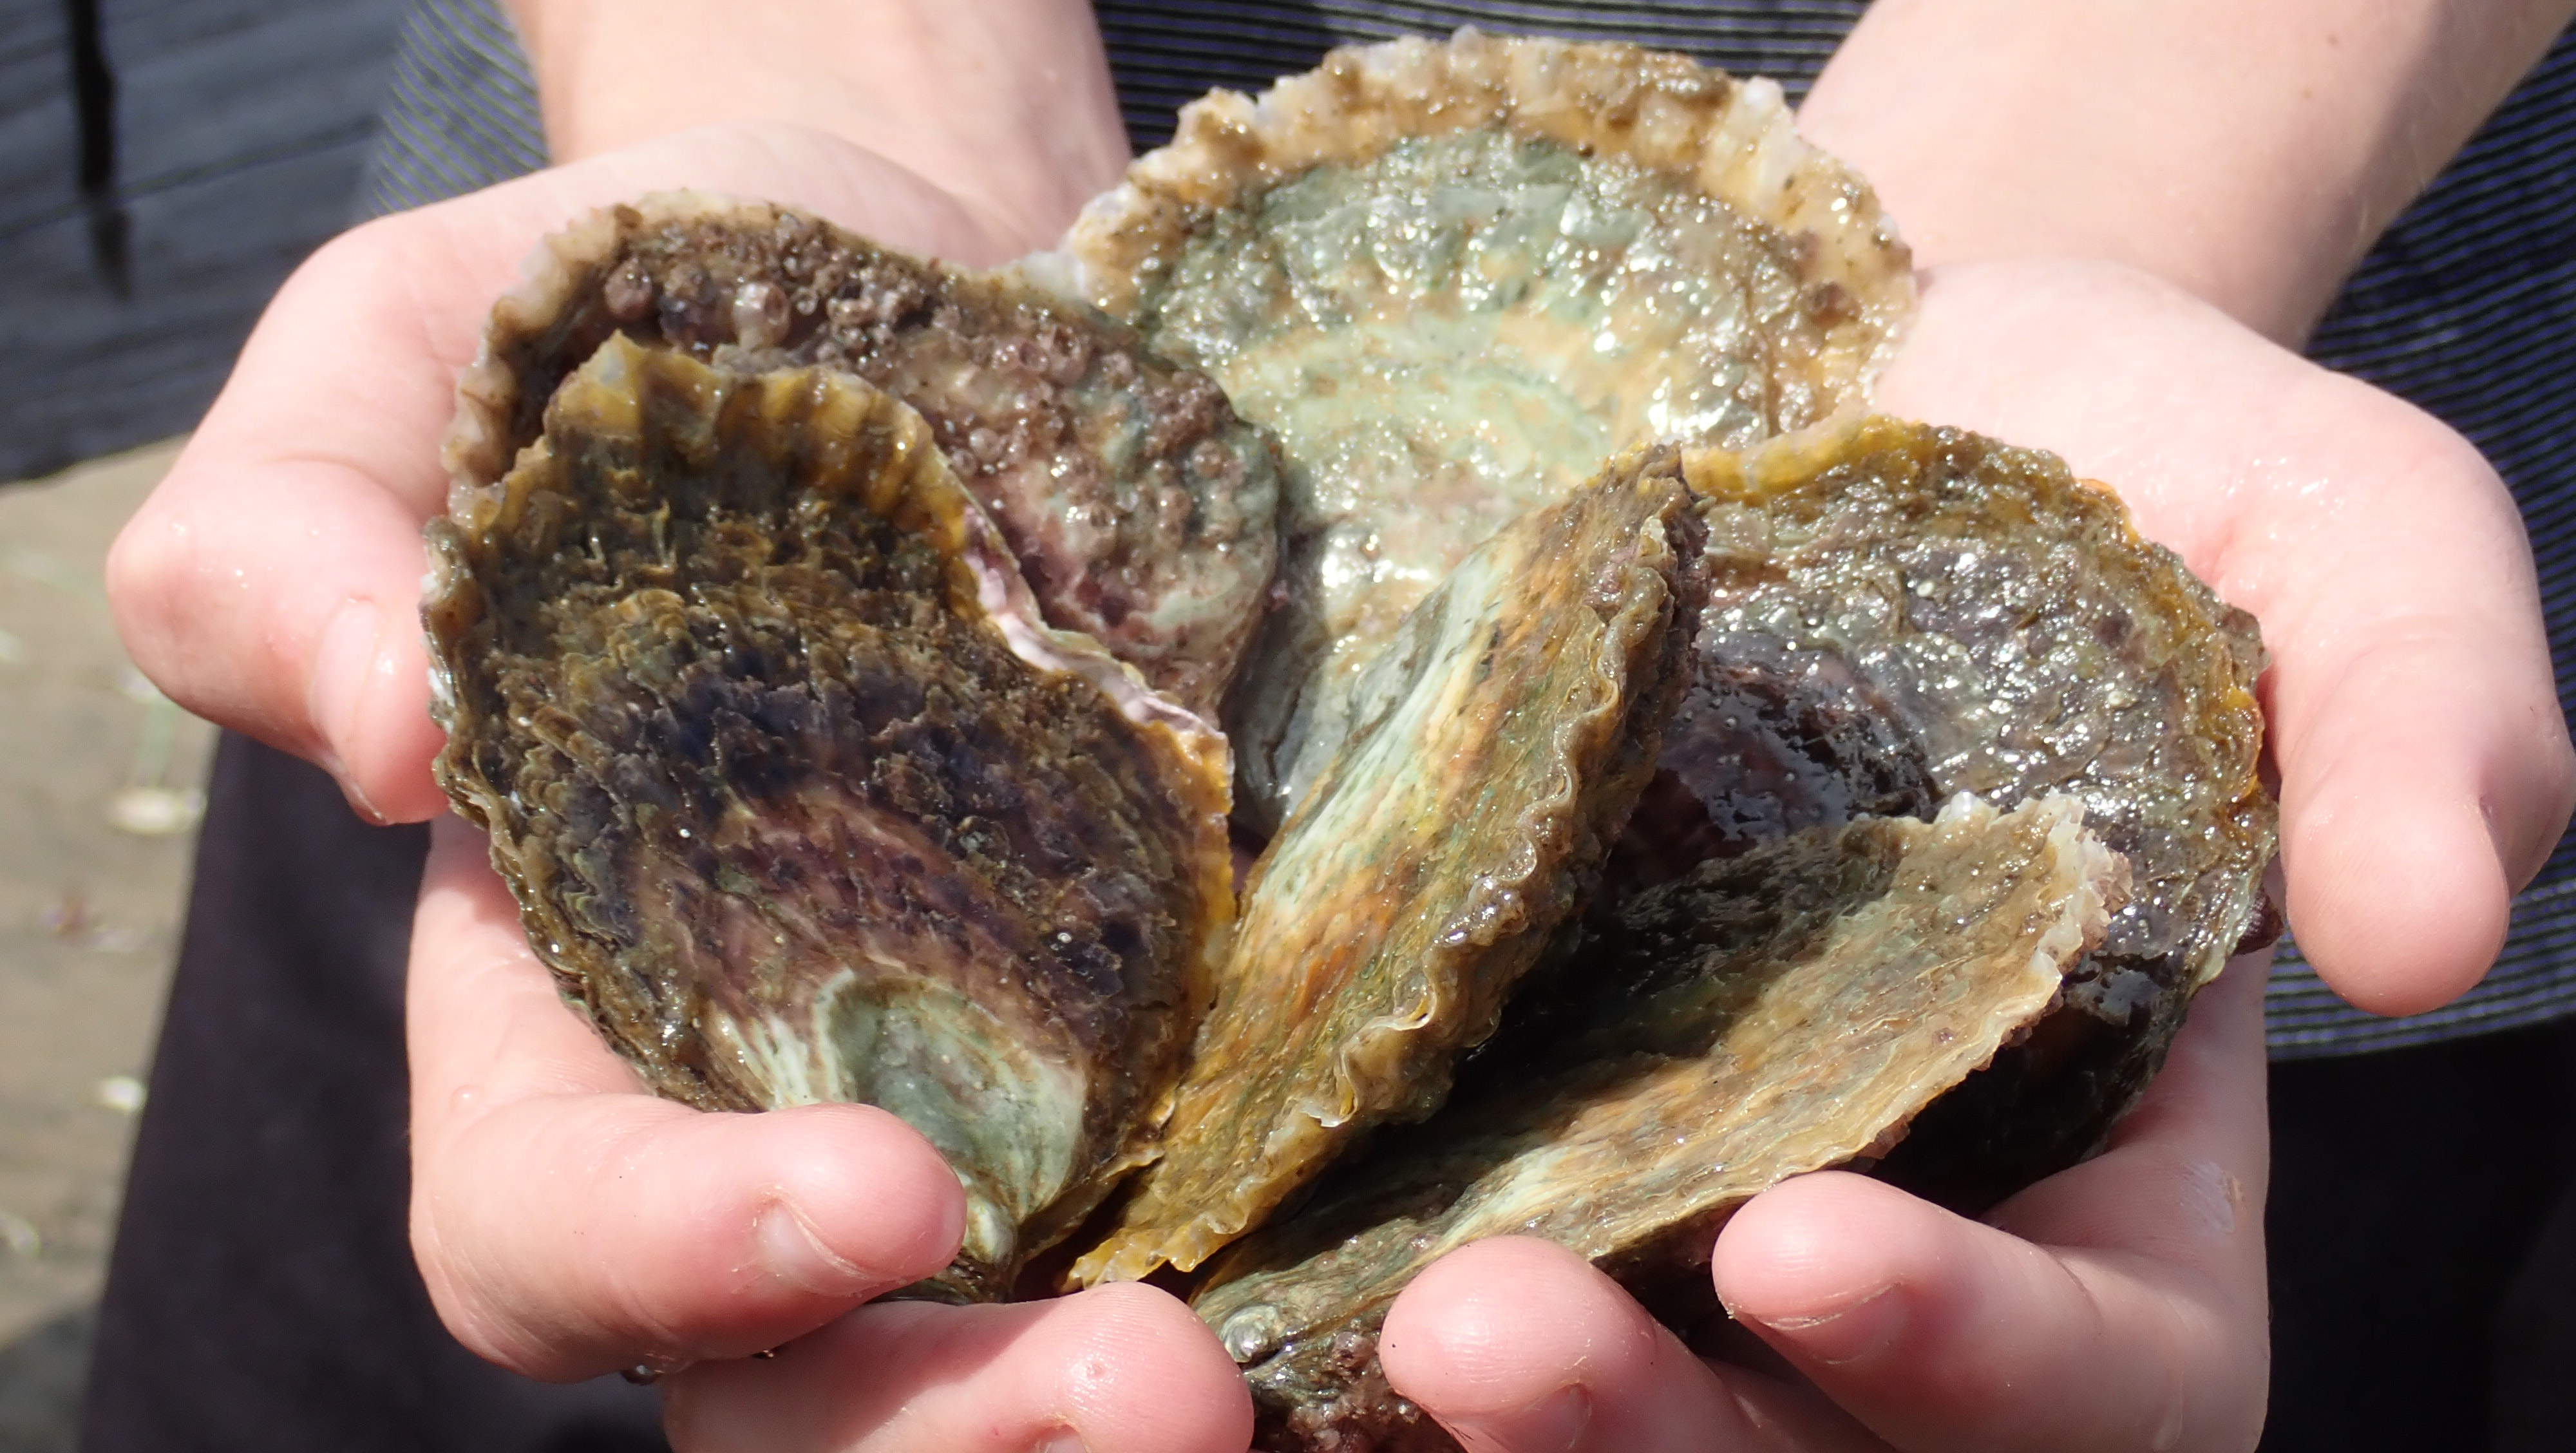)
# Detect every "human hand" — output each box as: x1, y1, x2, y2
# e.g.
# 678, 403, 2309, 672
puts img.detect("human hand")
412, 815, 1253, 1450
112, 123, 1251, 1449
1873, 257, 2573, 1016
105, 125, 1039, 824
1791, 0, 2575, 1021
1374, 249, 2575, 1451
1381, 949, 2271, 1452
